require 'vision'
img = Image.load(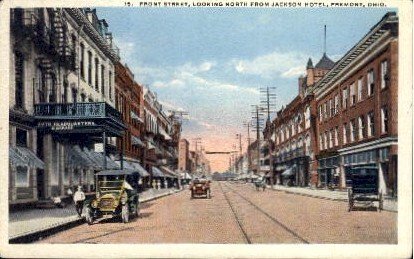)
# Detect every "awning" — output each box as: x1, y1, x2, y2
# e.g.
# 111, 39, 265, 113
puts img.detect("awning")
180, 172, 192, 180
9, 146, 45, 169
68, 146, 95, 168
282, 166, 295, 177
129, 161, 150, 177
79, 147, 119, 170
160, 166, 178, 178
159, 128, 172, 141
131, 135, 145, 147
130, 111, 144, 123
152, 166, 165, 177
